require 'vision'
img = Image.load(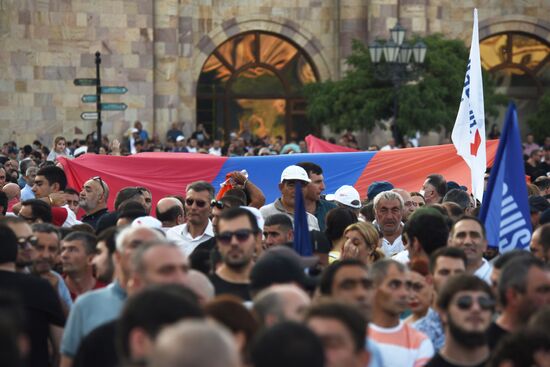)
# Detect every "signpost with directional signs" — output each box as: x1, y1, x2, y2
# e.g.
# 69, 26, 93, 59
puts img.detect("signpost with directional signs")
74, 51, 127, 152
